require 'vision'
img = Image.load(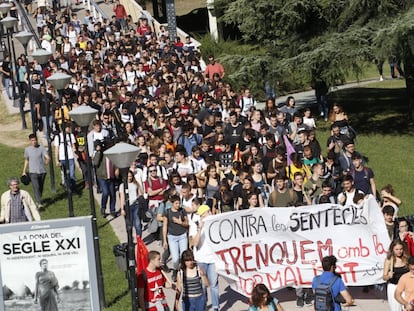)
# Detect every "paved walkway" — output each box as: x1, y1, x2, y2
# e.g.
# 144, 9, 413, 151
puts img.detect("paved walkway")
2, 3, 392, 310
